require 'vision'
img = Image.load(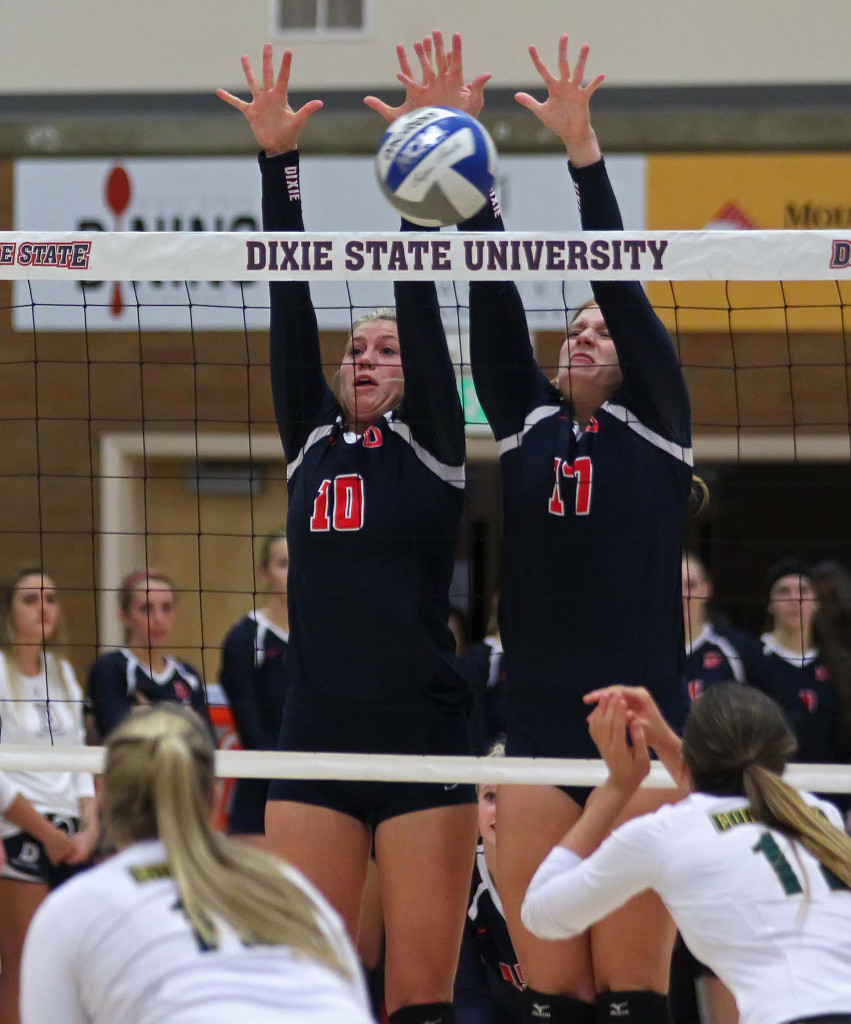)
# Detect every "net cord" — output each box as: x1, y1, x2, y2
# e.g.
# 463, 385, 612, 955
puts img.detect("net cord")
0, 746, 850, 792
